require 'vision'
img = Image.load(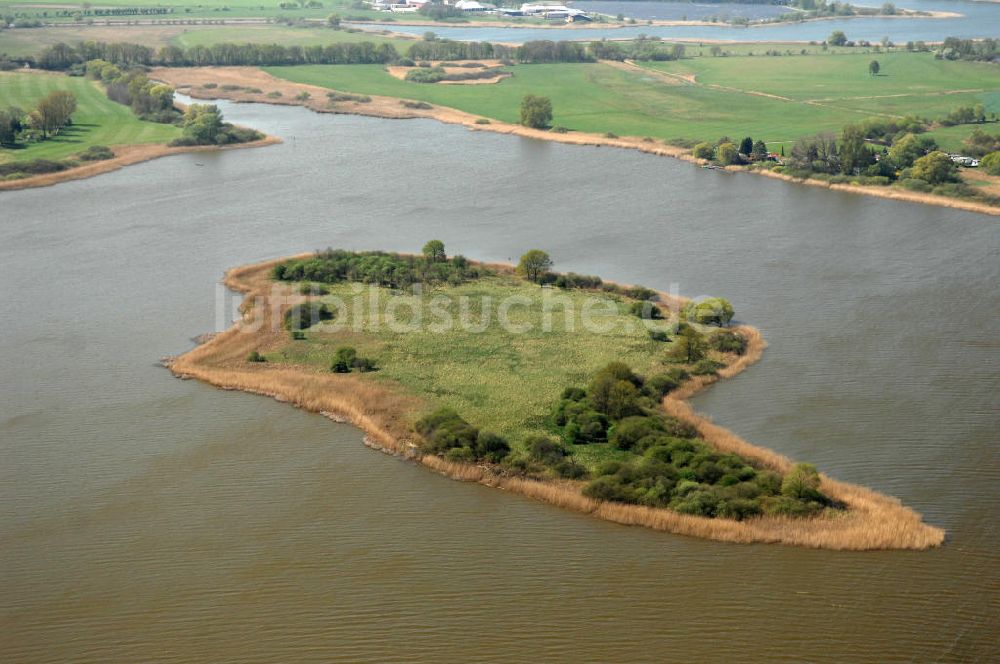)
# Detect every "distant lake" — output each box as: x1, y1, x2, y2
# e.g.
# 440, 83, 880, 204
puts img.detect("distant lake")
574, 1, 790, 21
358, 0, 1000, 42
